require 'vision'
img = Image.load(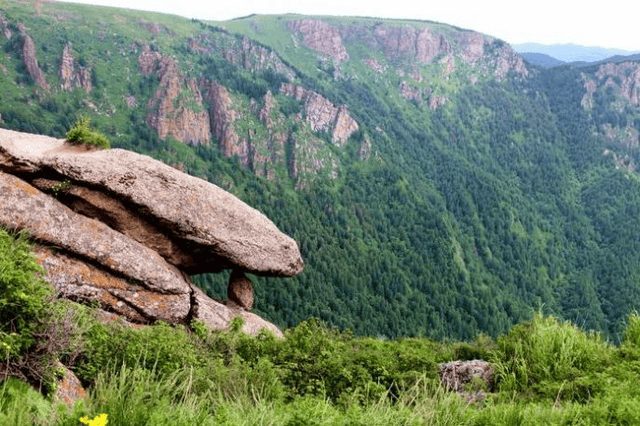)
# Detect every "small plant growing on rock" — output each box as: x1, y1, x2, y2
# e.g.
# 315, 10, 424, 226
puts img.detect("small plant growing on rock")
66, 116, 110, 150
51, 180, 73, 197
